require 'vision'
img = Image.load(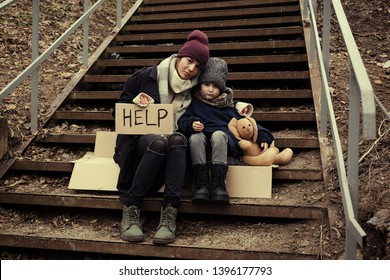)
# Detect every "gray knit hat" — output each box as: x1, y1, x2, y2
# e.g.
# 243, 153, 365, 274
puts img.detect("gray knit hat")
199, 57, 228, 92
